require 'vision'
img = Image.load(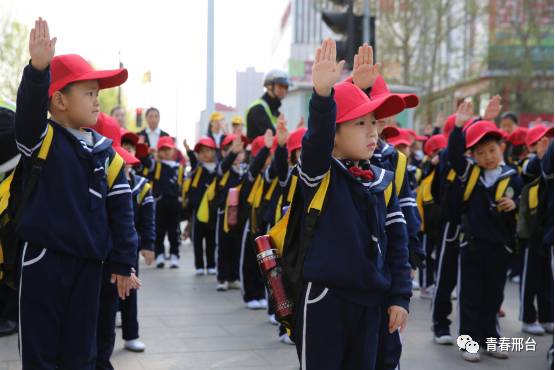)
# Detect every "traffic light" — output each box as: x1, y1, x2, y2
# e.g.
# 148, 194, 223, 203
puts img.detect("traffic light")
322, 2, 376, 70
136, 107, 143, 128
